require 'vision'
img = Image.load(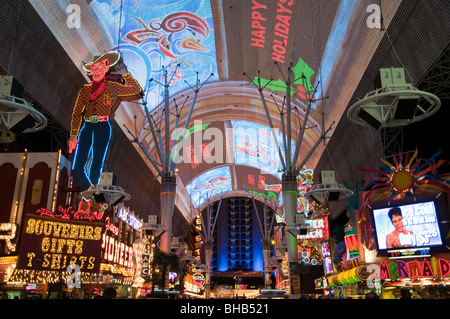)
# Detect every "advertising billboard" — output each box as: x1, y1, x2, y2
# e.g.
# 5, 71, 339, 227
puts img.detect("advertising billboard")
373, 200, 443, 250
